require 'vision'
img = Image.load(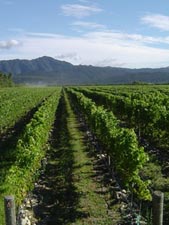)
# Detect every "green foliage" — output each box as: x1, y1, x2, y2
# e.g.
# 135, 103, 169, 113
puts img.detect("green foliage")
4, 89, 61, 204
76, 86, 169, 148
73, 85, 169, 202
141, 162, 169, 192
0, 72, 14, 87
0, 87, 57, 134
132, 81, 150, 85
67, 88, 151, 201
